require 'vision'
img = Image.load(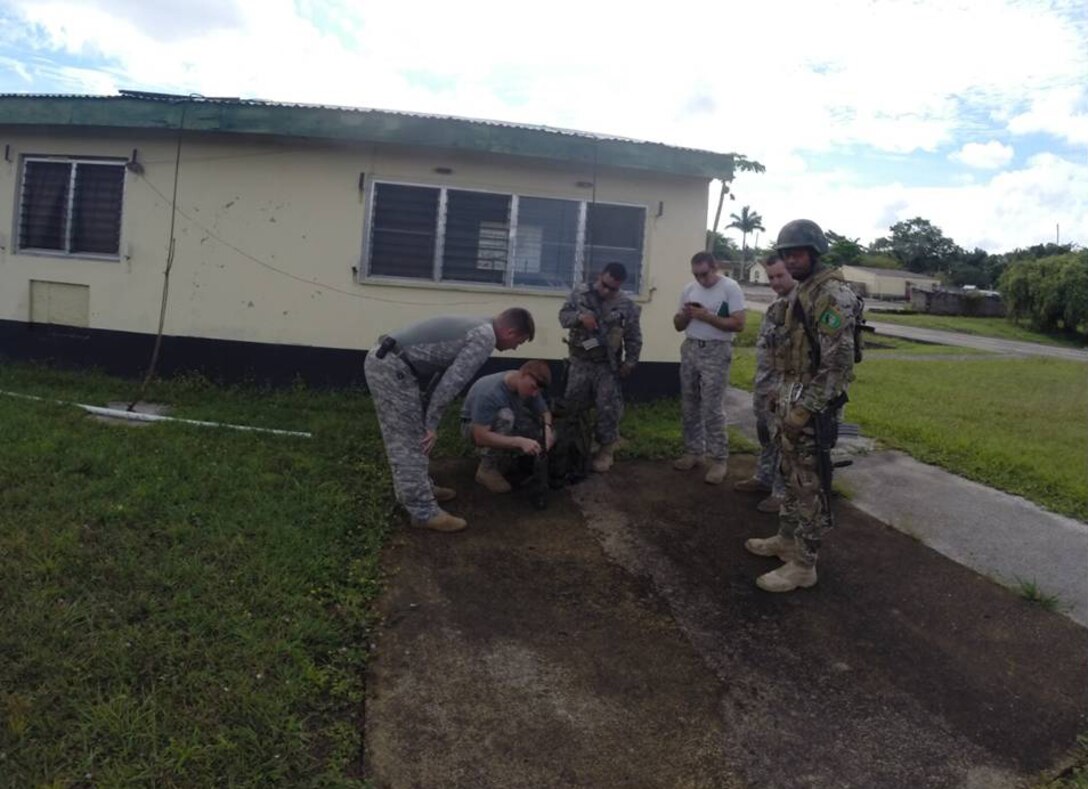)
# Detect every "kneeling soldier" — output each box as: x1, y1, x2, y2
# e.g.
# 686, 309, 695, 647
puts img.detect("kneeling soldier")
462, 360, 556, 493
